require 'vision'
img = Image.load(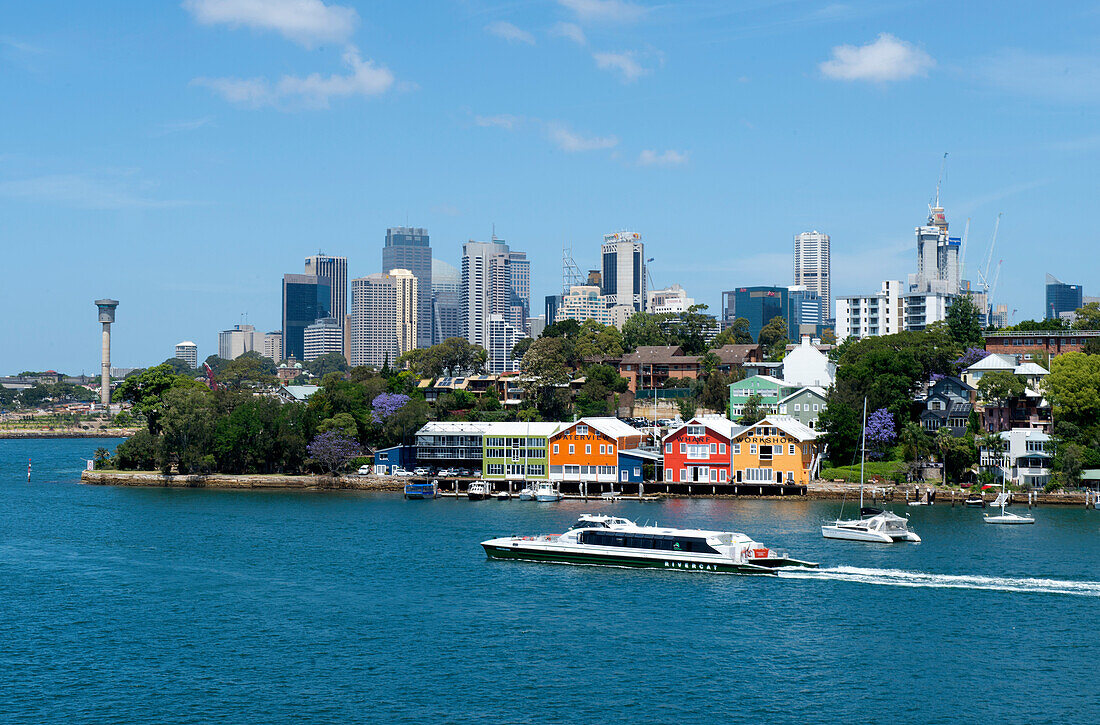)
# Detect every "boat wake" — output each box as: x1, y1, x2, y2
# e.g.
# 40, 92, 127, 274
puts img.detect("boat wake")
777, 566, 1100, 597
